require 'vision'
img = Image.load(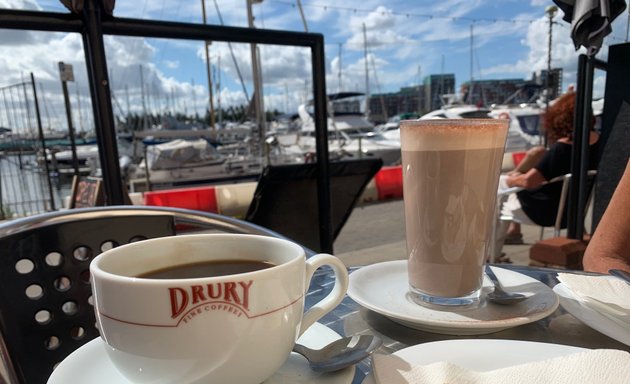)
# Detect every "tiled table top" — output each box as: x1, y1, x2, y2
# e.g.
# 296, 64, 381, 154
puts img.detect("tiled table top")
307, 264, 630, 384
